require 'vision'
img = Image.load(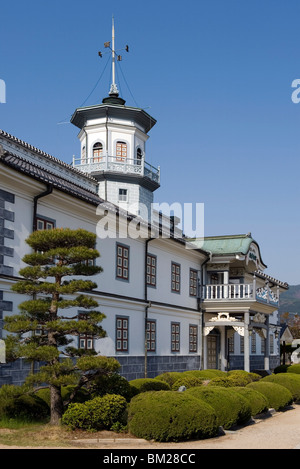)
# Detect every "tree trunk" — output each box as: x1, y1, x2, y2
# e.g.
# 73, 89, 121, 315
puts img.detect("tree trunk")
50, 384, 64, 425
